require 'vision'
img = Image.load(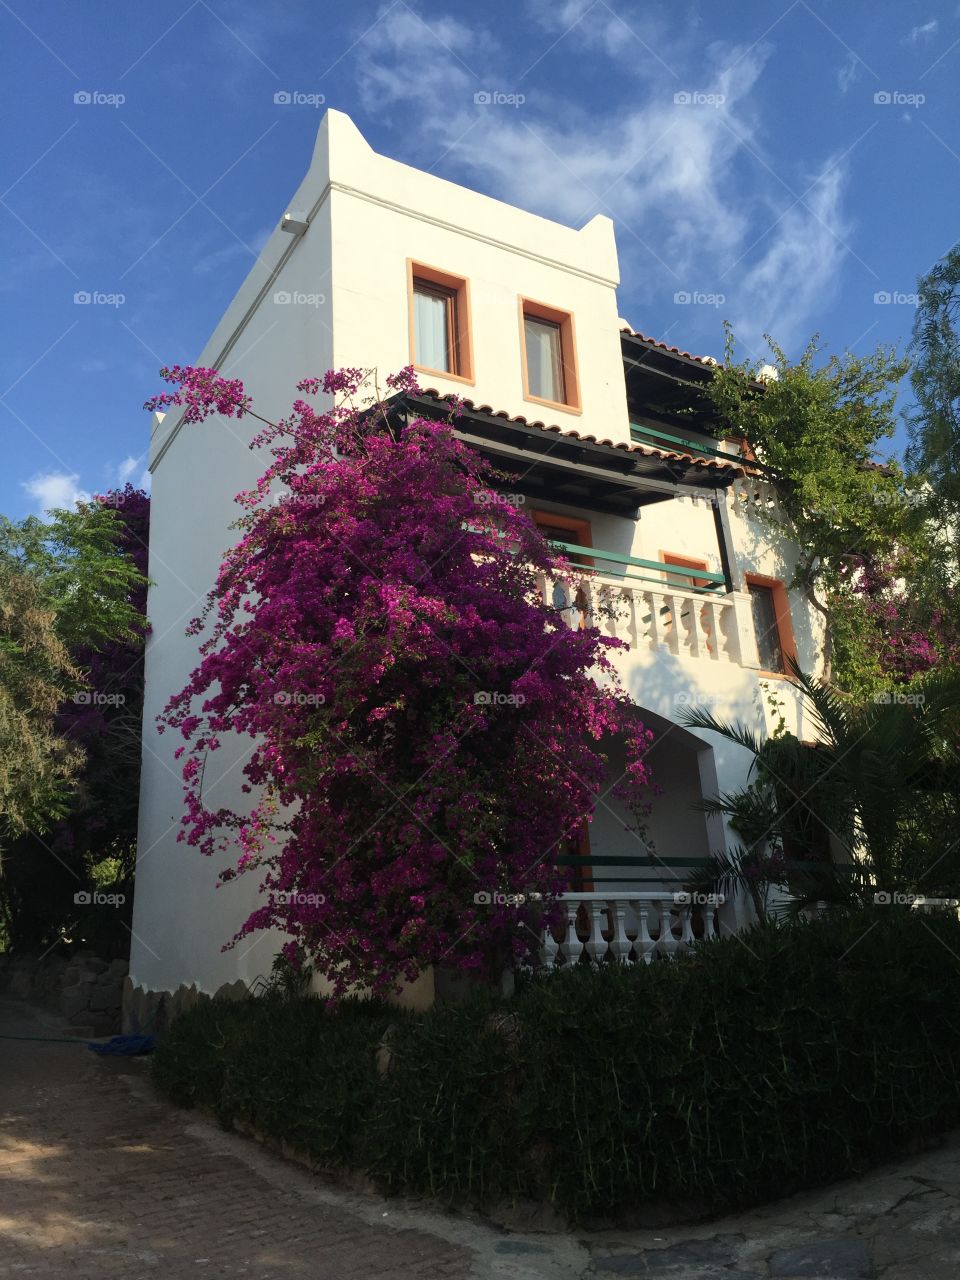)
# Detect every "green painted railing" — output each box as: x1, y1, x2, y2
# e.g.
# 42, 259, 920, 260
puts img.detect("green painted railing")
630, 420, 736, 461
549, 540, 726, 594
